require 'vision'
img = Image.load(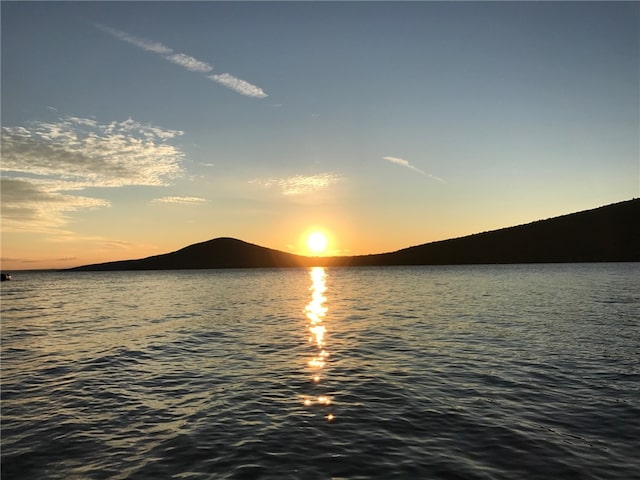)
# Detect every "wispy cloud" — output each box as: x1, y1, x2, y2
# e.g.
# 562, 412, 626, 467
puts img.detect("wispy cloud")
151, 196, 207, 205
1, 177, 110, 234
383, 156, 445, 182
95, 24, 213, 72
1, 116, 186, 233
208, 73, 268, 99
383, 156, 425, 174
96, 24, 267, 98
164, 53, 213, 73
96, 24, 173, 55
249, 173, 343, 196
0, 257, 51, 265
